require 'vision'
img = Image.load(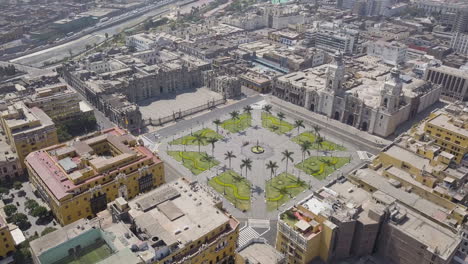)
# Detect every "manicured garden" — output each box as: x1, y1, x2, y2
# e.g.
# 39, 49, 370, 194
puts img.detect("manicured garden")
261, 113, 294, 134
221, 113, 252, 133
208, 170, 251, 211
168, 151, 219, 175
266, 173, 308, 211
292, 132, 346, 151
296, 156, 350, 180
169, 128, 223, 146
